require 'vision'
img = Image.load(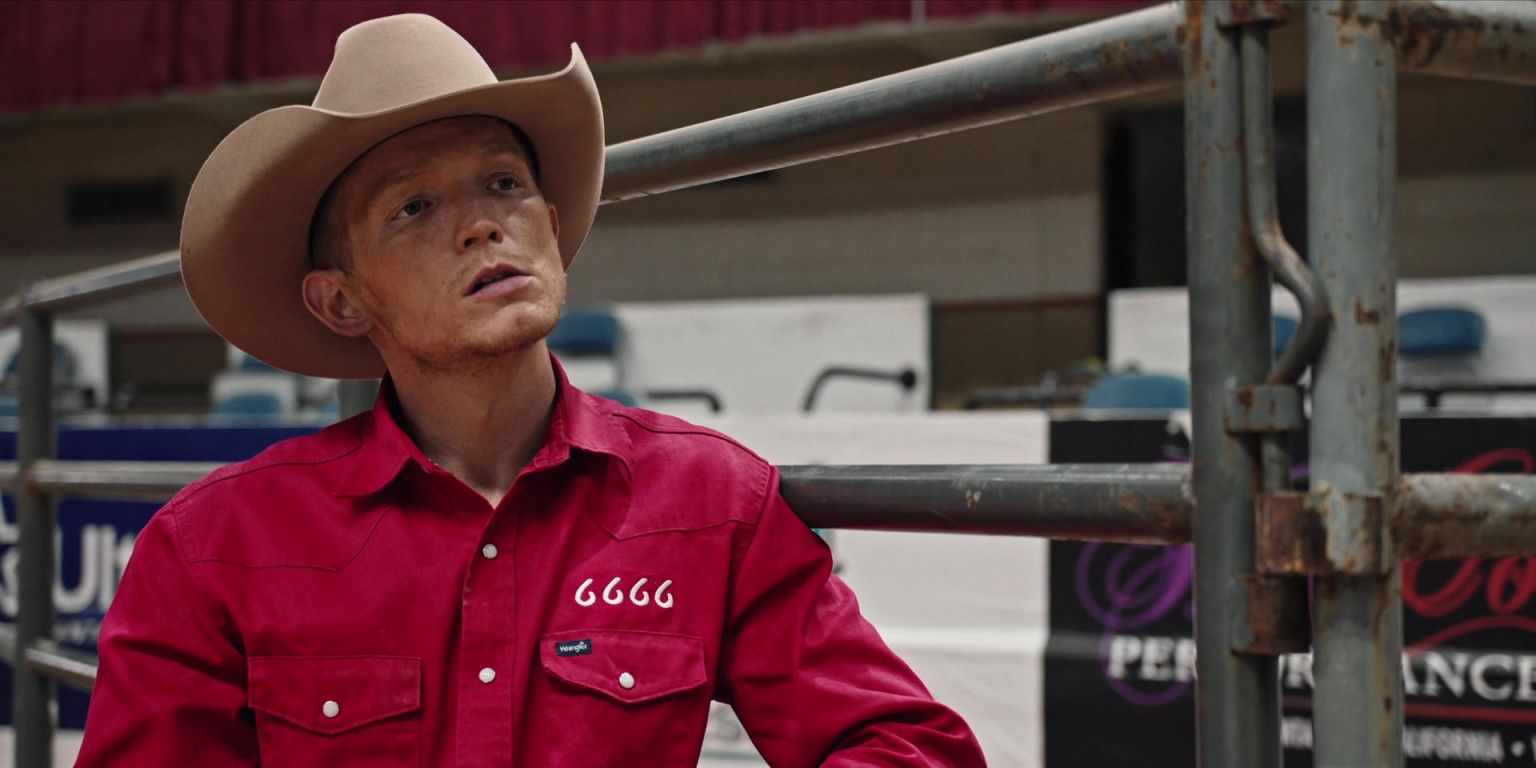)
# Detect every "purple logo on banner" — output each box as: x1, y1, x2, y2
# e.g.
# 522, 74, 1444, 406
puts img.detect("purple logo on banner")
1074, 542, 1193, 706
